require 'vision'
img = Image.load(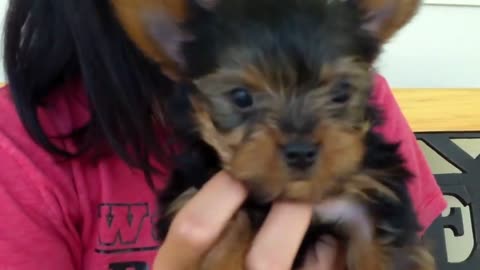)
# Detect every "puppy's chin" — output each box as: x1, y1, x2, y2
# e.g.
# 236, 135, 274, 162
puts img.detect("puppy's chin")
223, 130, 332, 204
